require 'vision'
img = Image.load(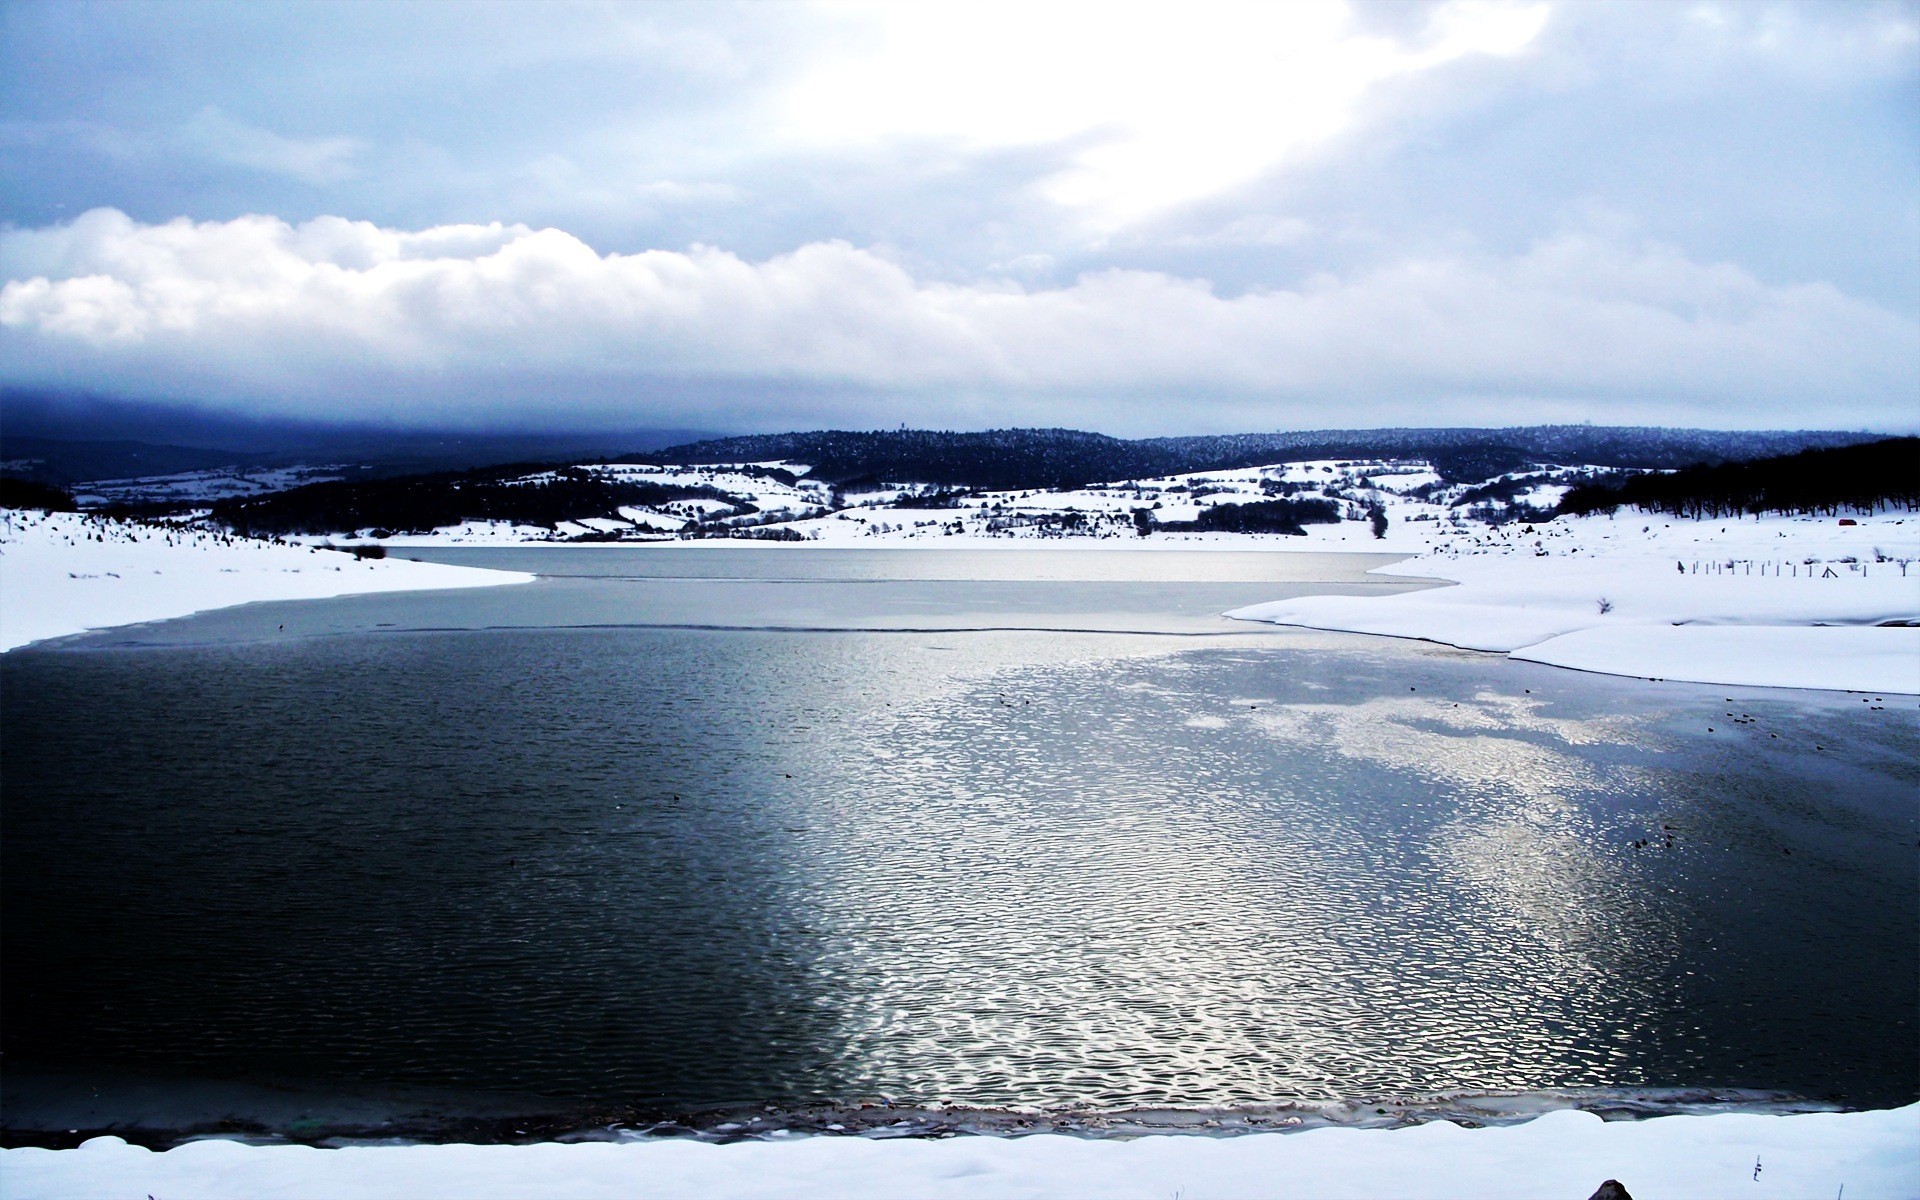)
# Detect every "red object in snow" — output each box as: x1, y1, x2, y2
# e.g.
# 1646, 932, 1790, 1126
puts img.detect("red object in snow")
1838, 518, 1858, 526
